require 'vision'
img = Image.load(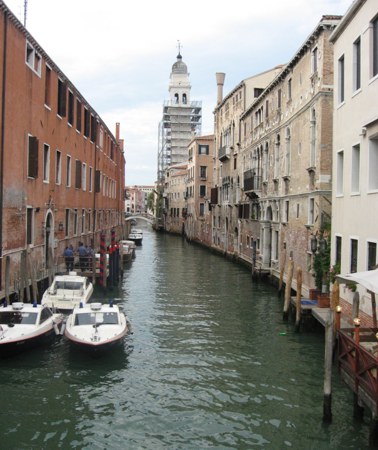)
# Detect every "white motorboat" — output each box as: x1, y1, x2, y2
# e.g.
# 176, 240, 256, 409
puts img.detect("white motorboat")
128, 228, 143, 246
64, 302, 129, 353
41, 271, 93, 313
0, 302, 64, 357
119, 240, 136, 263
